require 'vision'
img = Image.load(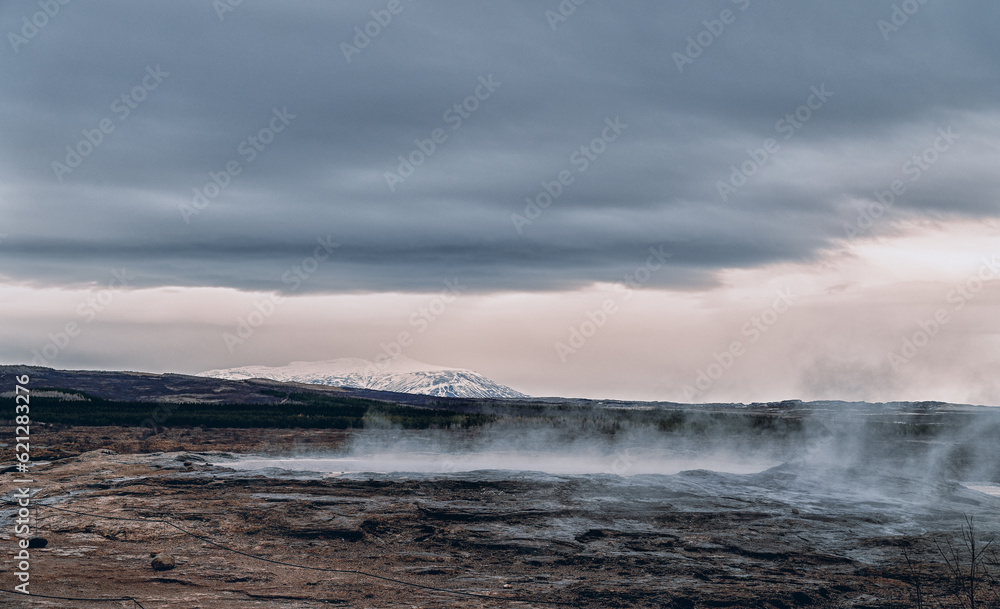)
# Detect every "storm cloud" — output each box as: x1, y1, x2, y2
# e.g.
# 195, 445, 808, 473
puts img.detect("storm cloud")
3, 0, 999, 294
